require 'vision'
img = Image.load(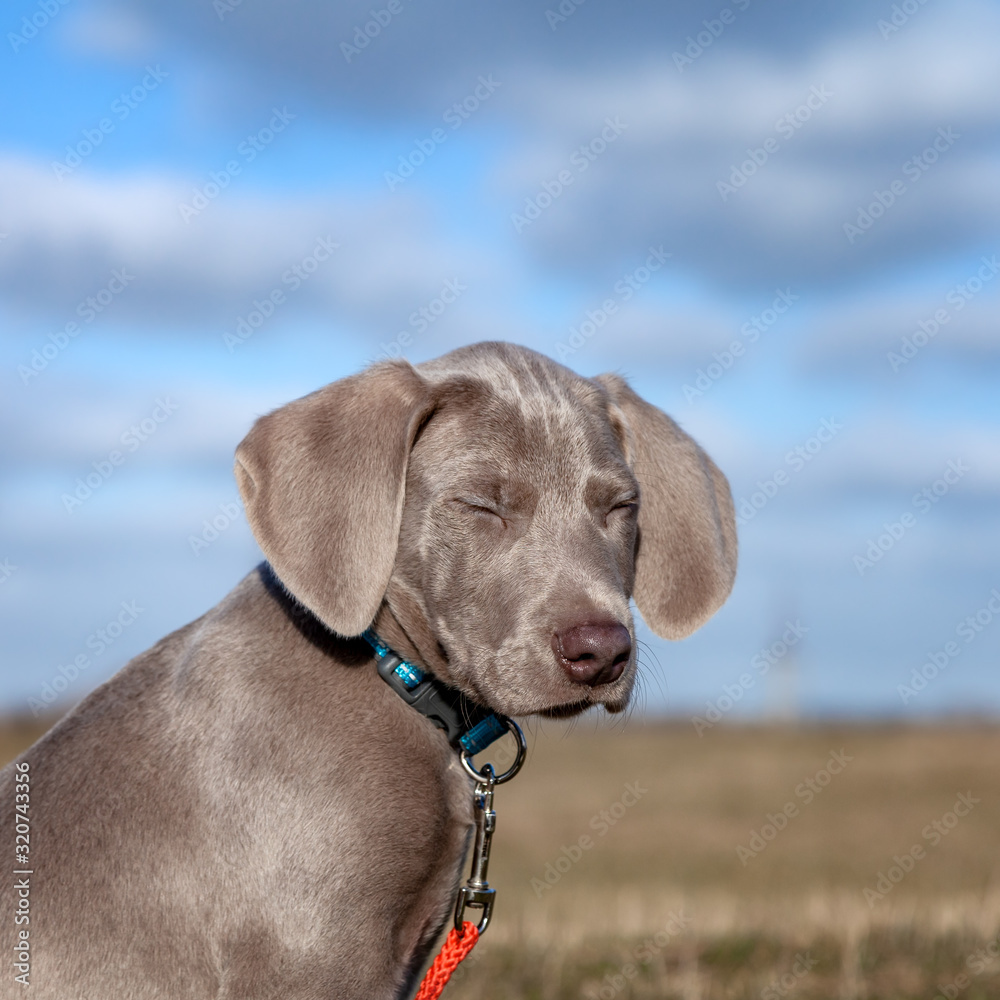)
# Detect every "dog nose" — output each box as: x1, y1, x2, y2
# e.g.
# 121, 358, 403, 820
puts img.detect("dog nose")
552, 622, 632, 687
